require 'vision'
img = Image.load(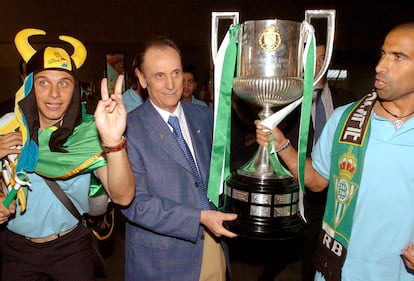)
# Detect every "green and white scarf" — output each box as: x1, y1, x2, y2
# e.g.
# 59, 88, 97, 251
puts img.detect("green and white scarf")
313, 91, 377, 281
207, 24, 239, 208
